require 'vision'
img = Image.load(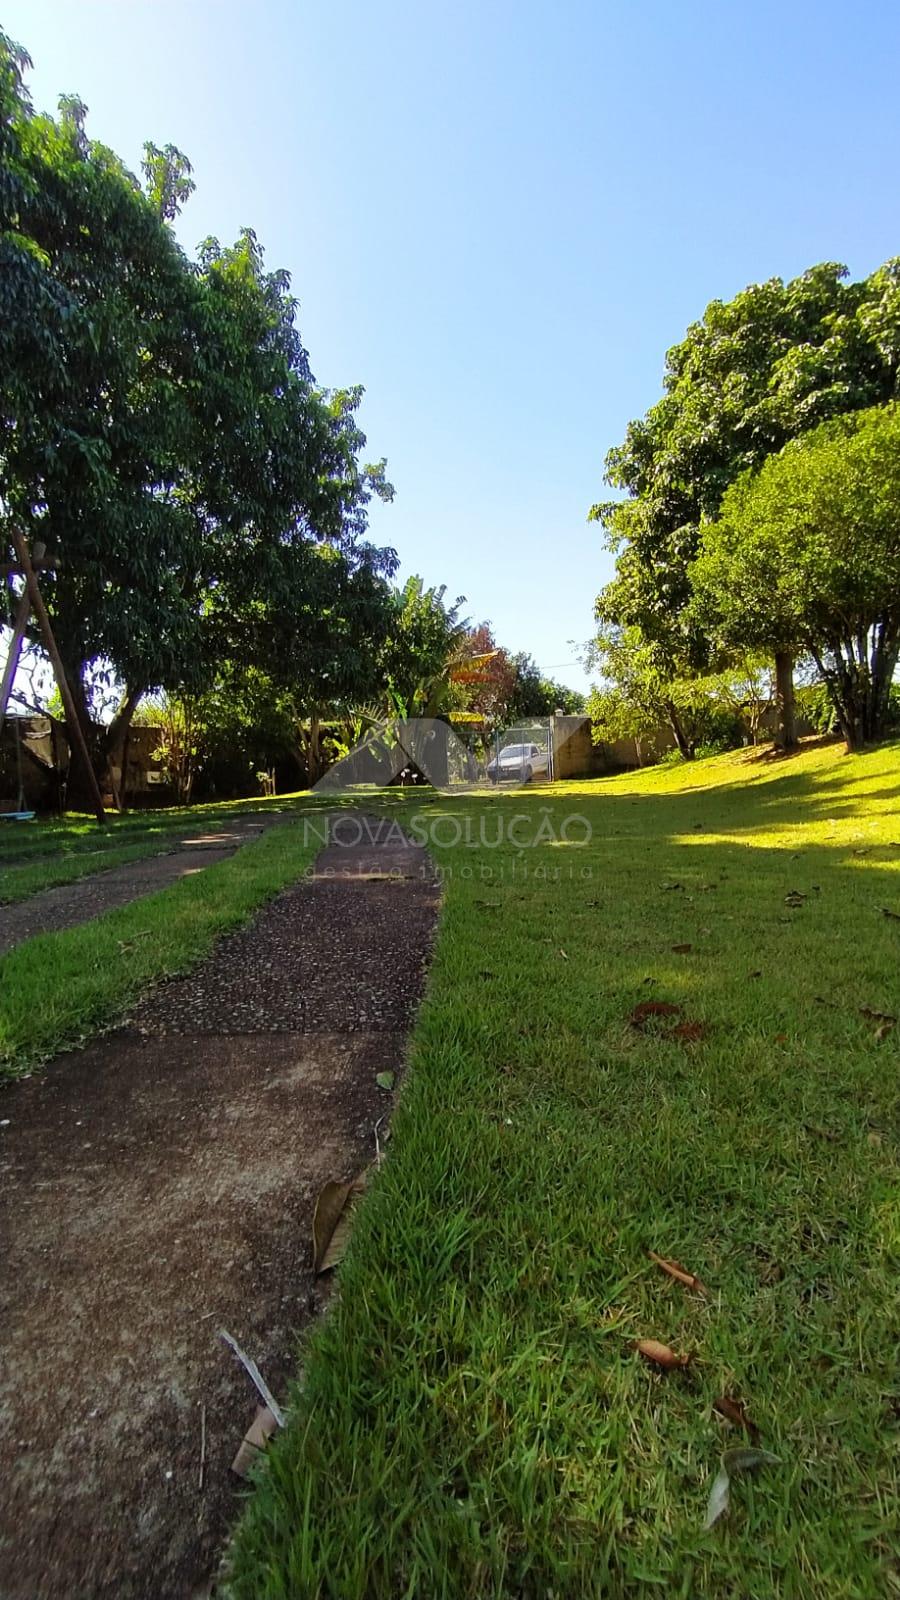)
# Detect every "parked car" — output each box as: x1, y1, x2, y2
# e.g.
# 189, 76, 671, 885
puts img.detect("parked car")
486, 742, 550, 783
